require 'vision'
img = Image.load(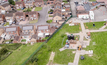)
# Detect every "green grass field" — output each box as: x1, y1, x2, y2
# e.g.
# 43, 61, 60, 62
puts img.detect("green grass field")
0, 43, 42, 65
79, 32, 107, 65
84, 21, 106, 30
34, 7, 42, 11
27, 24, 81, 65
